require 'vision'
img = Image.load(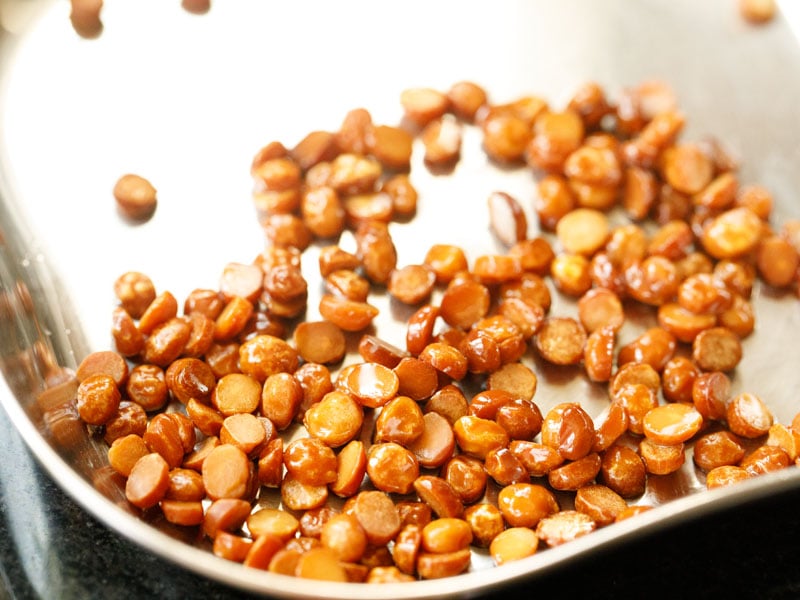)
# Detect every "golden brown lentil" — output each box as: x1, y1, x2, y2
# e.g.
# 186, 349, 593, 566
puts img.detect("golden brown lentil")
70, 78, 800, 585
